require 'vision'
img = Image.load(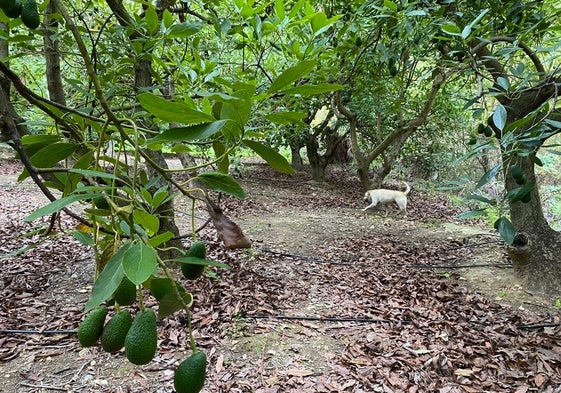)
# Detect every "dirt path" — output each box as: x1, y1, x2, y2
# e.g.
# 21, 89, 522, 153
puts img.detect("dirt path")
1, 157, 560, 392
